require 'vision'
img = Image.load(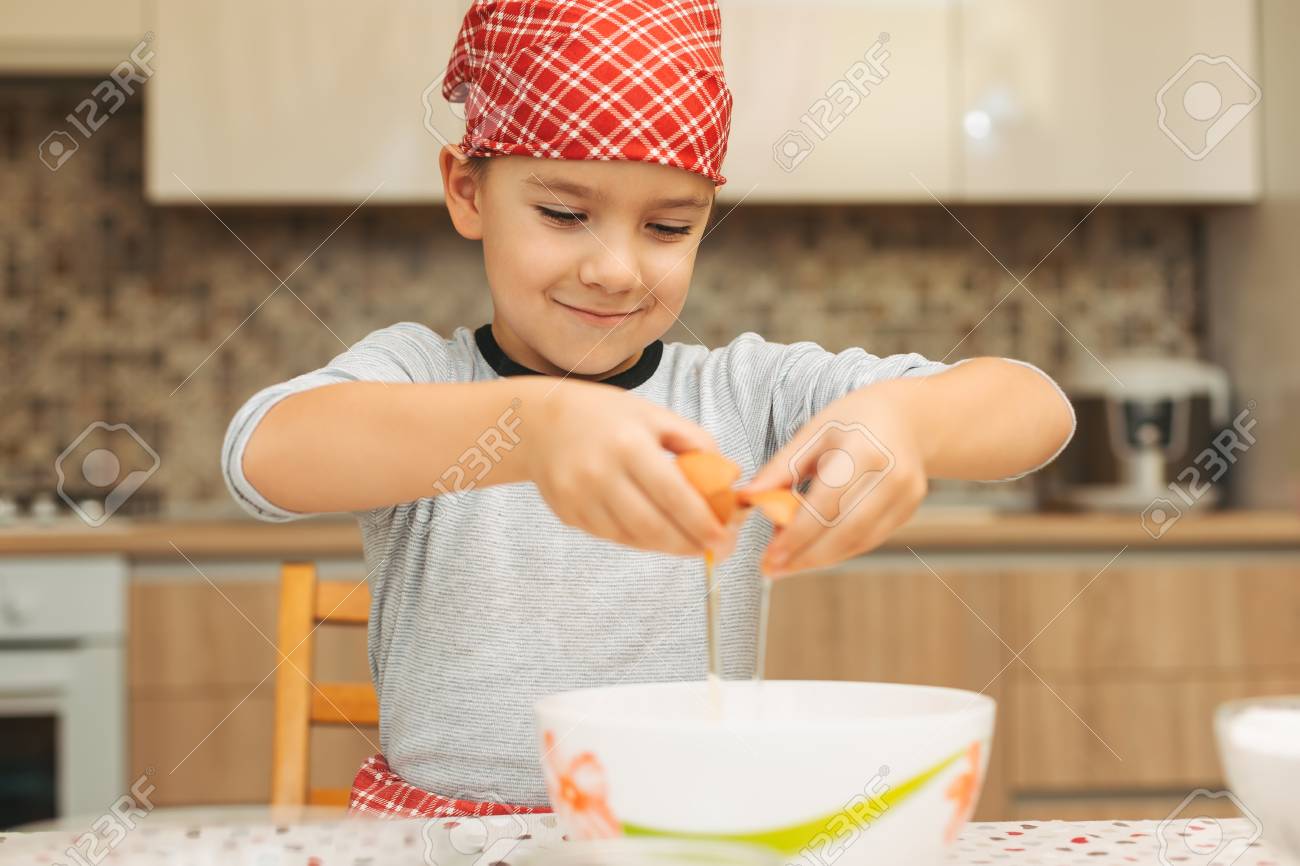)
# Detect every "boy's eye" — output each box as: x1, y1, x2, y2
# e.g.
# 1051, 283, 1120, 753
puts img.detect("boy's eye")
535, 206, 692, 239
650, 223, 692, 238
537, 205, 585, 224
